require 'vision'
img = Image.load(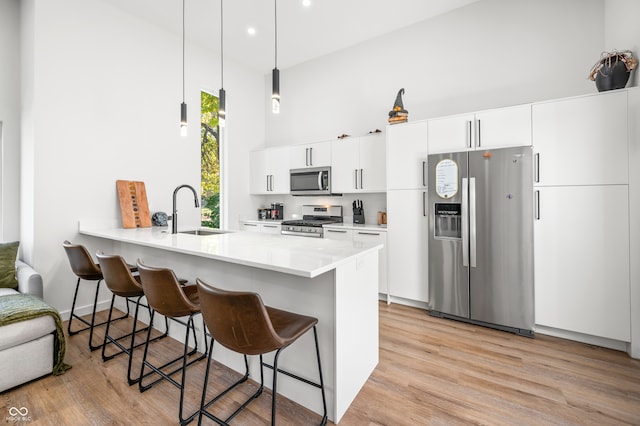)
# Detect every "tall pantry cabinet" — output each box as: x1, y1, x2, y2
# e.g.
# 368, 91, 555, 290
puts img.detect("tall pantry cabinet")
532, 90, 631, 343
386, 121, 429, 304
